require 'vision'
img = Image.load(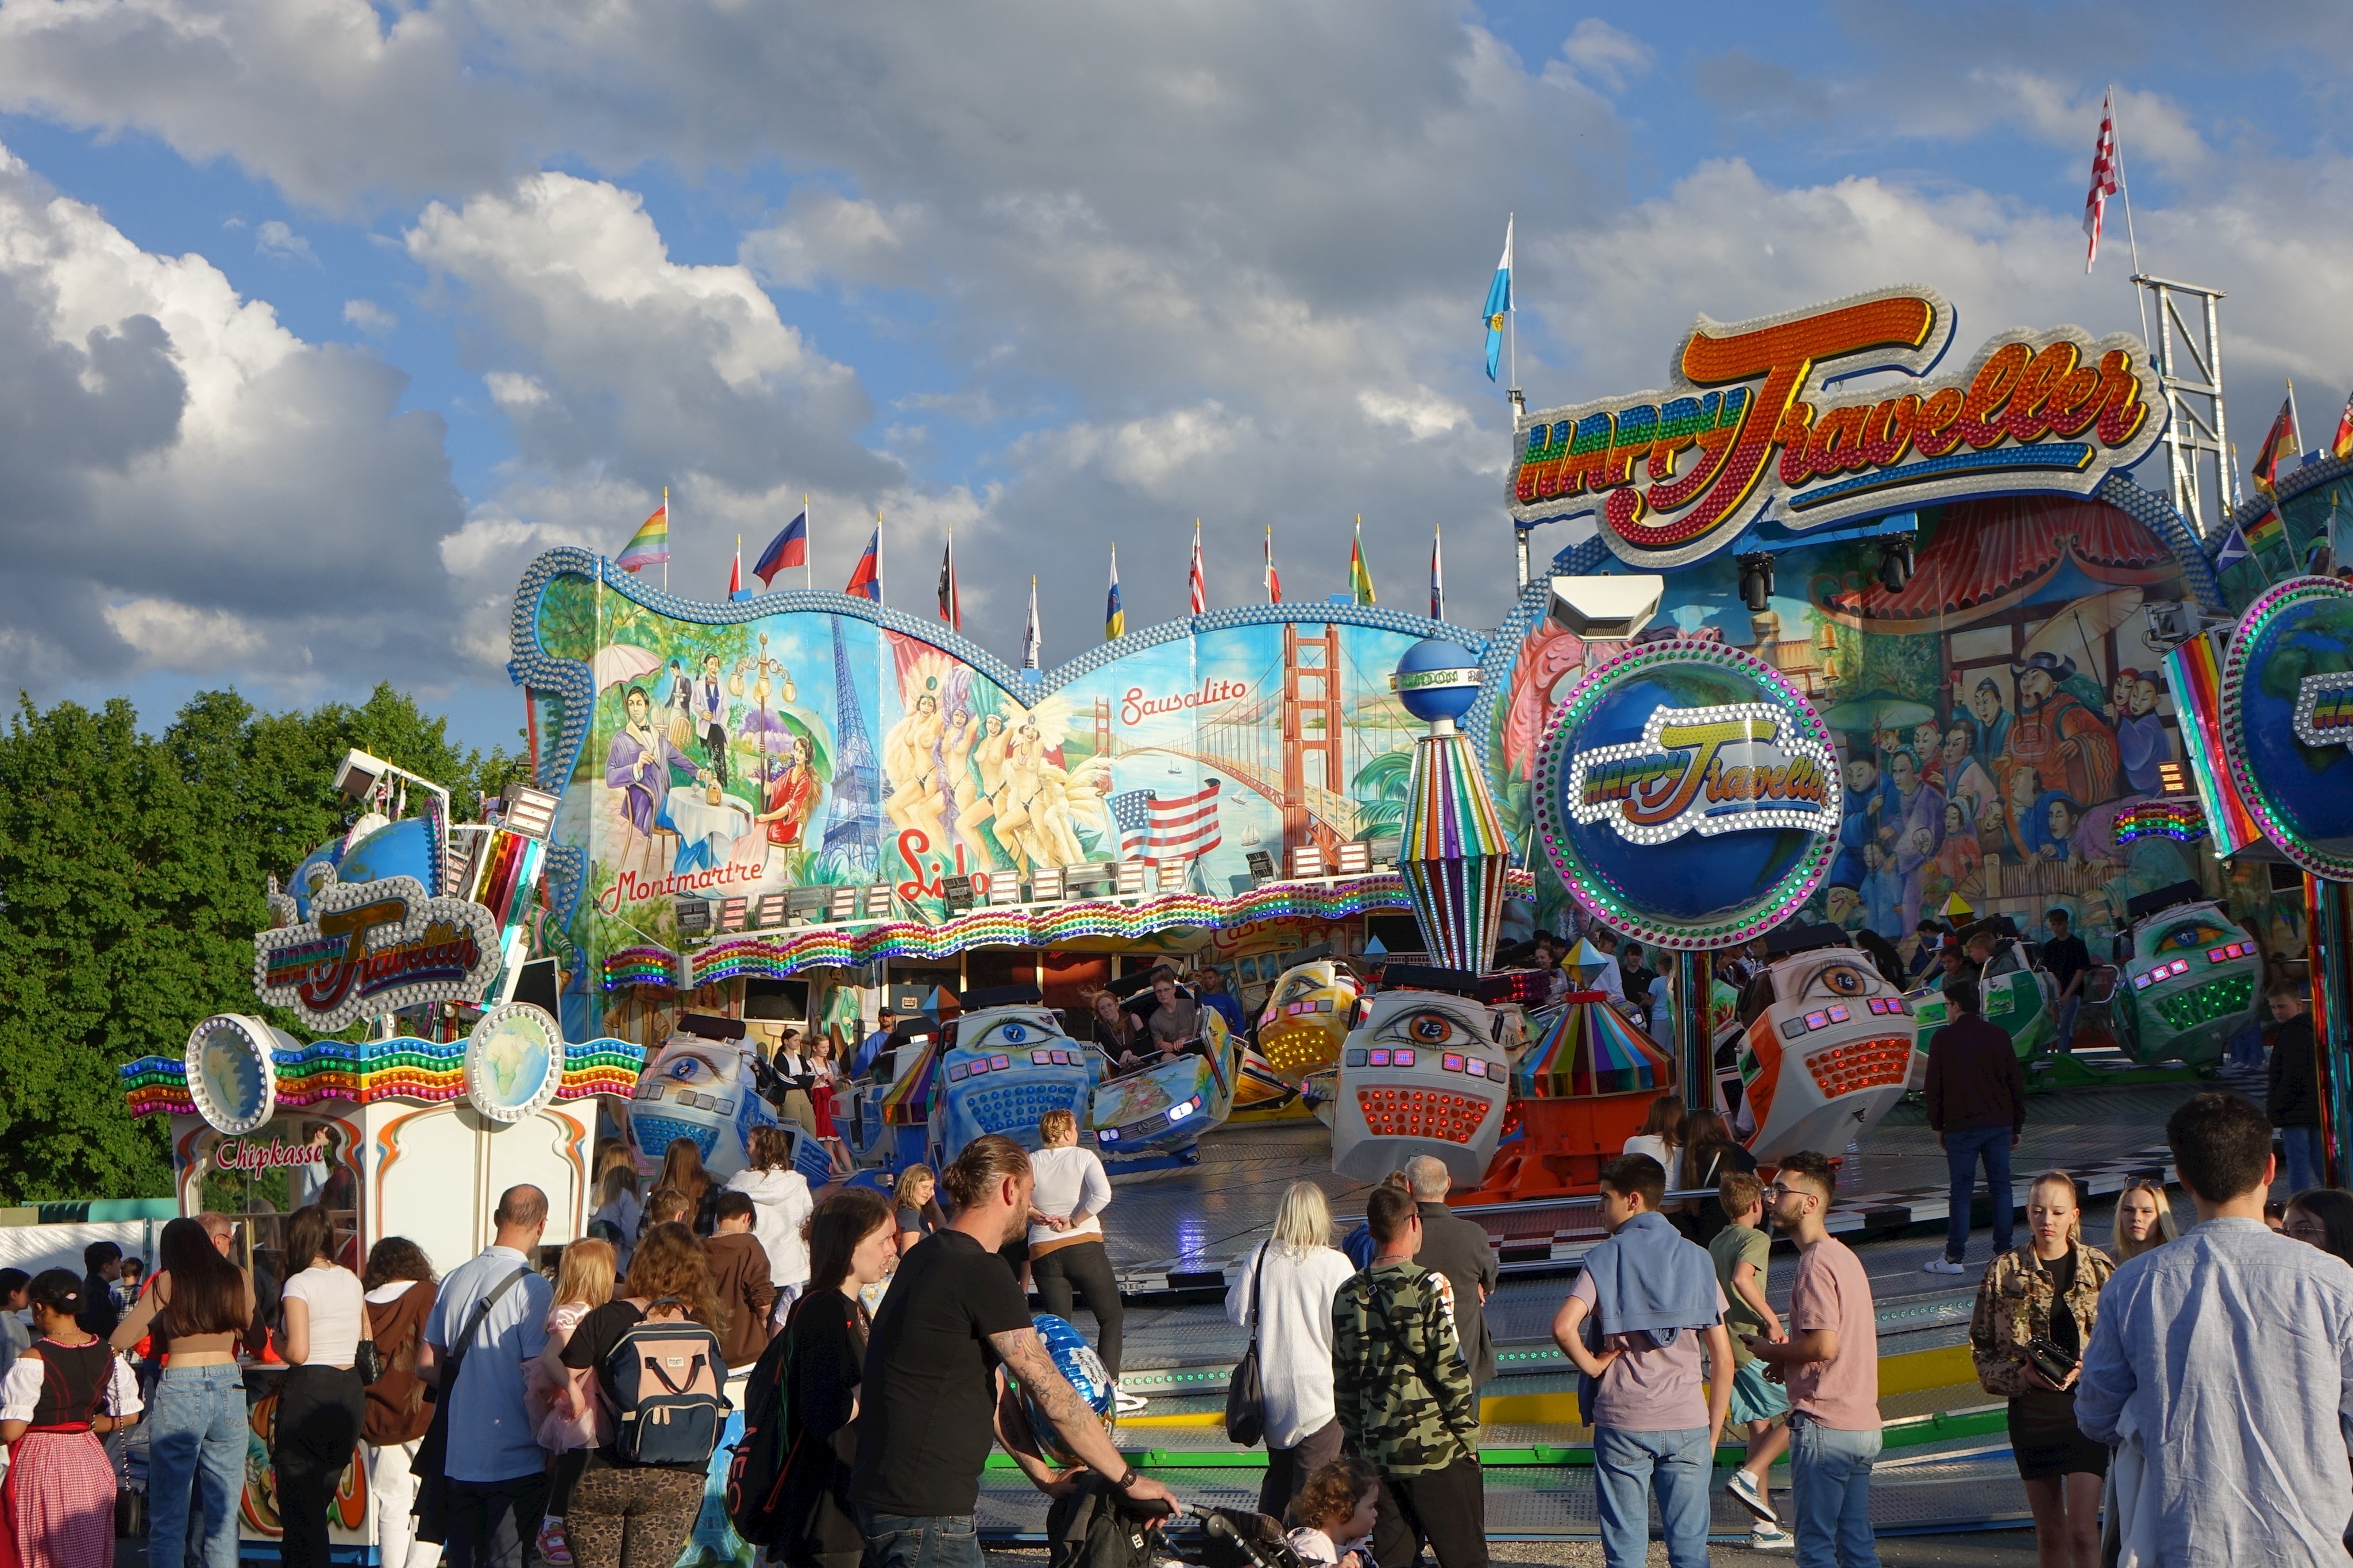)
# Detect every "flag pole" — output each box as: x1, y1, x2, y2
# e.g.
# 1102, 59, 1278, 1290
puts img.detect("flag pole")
805, 493, 812, 590
2108, 86, 2153, 347
2289, 377, 2305, 454
877, 509, 885, 608
1506, 210, 1517, 397
662, 485, 670, 592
